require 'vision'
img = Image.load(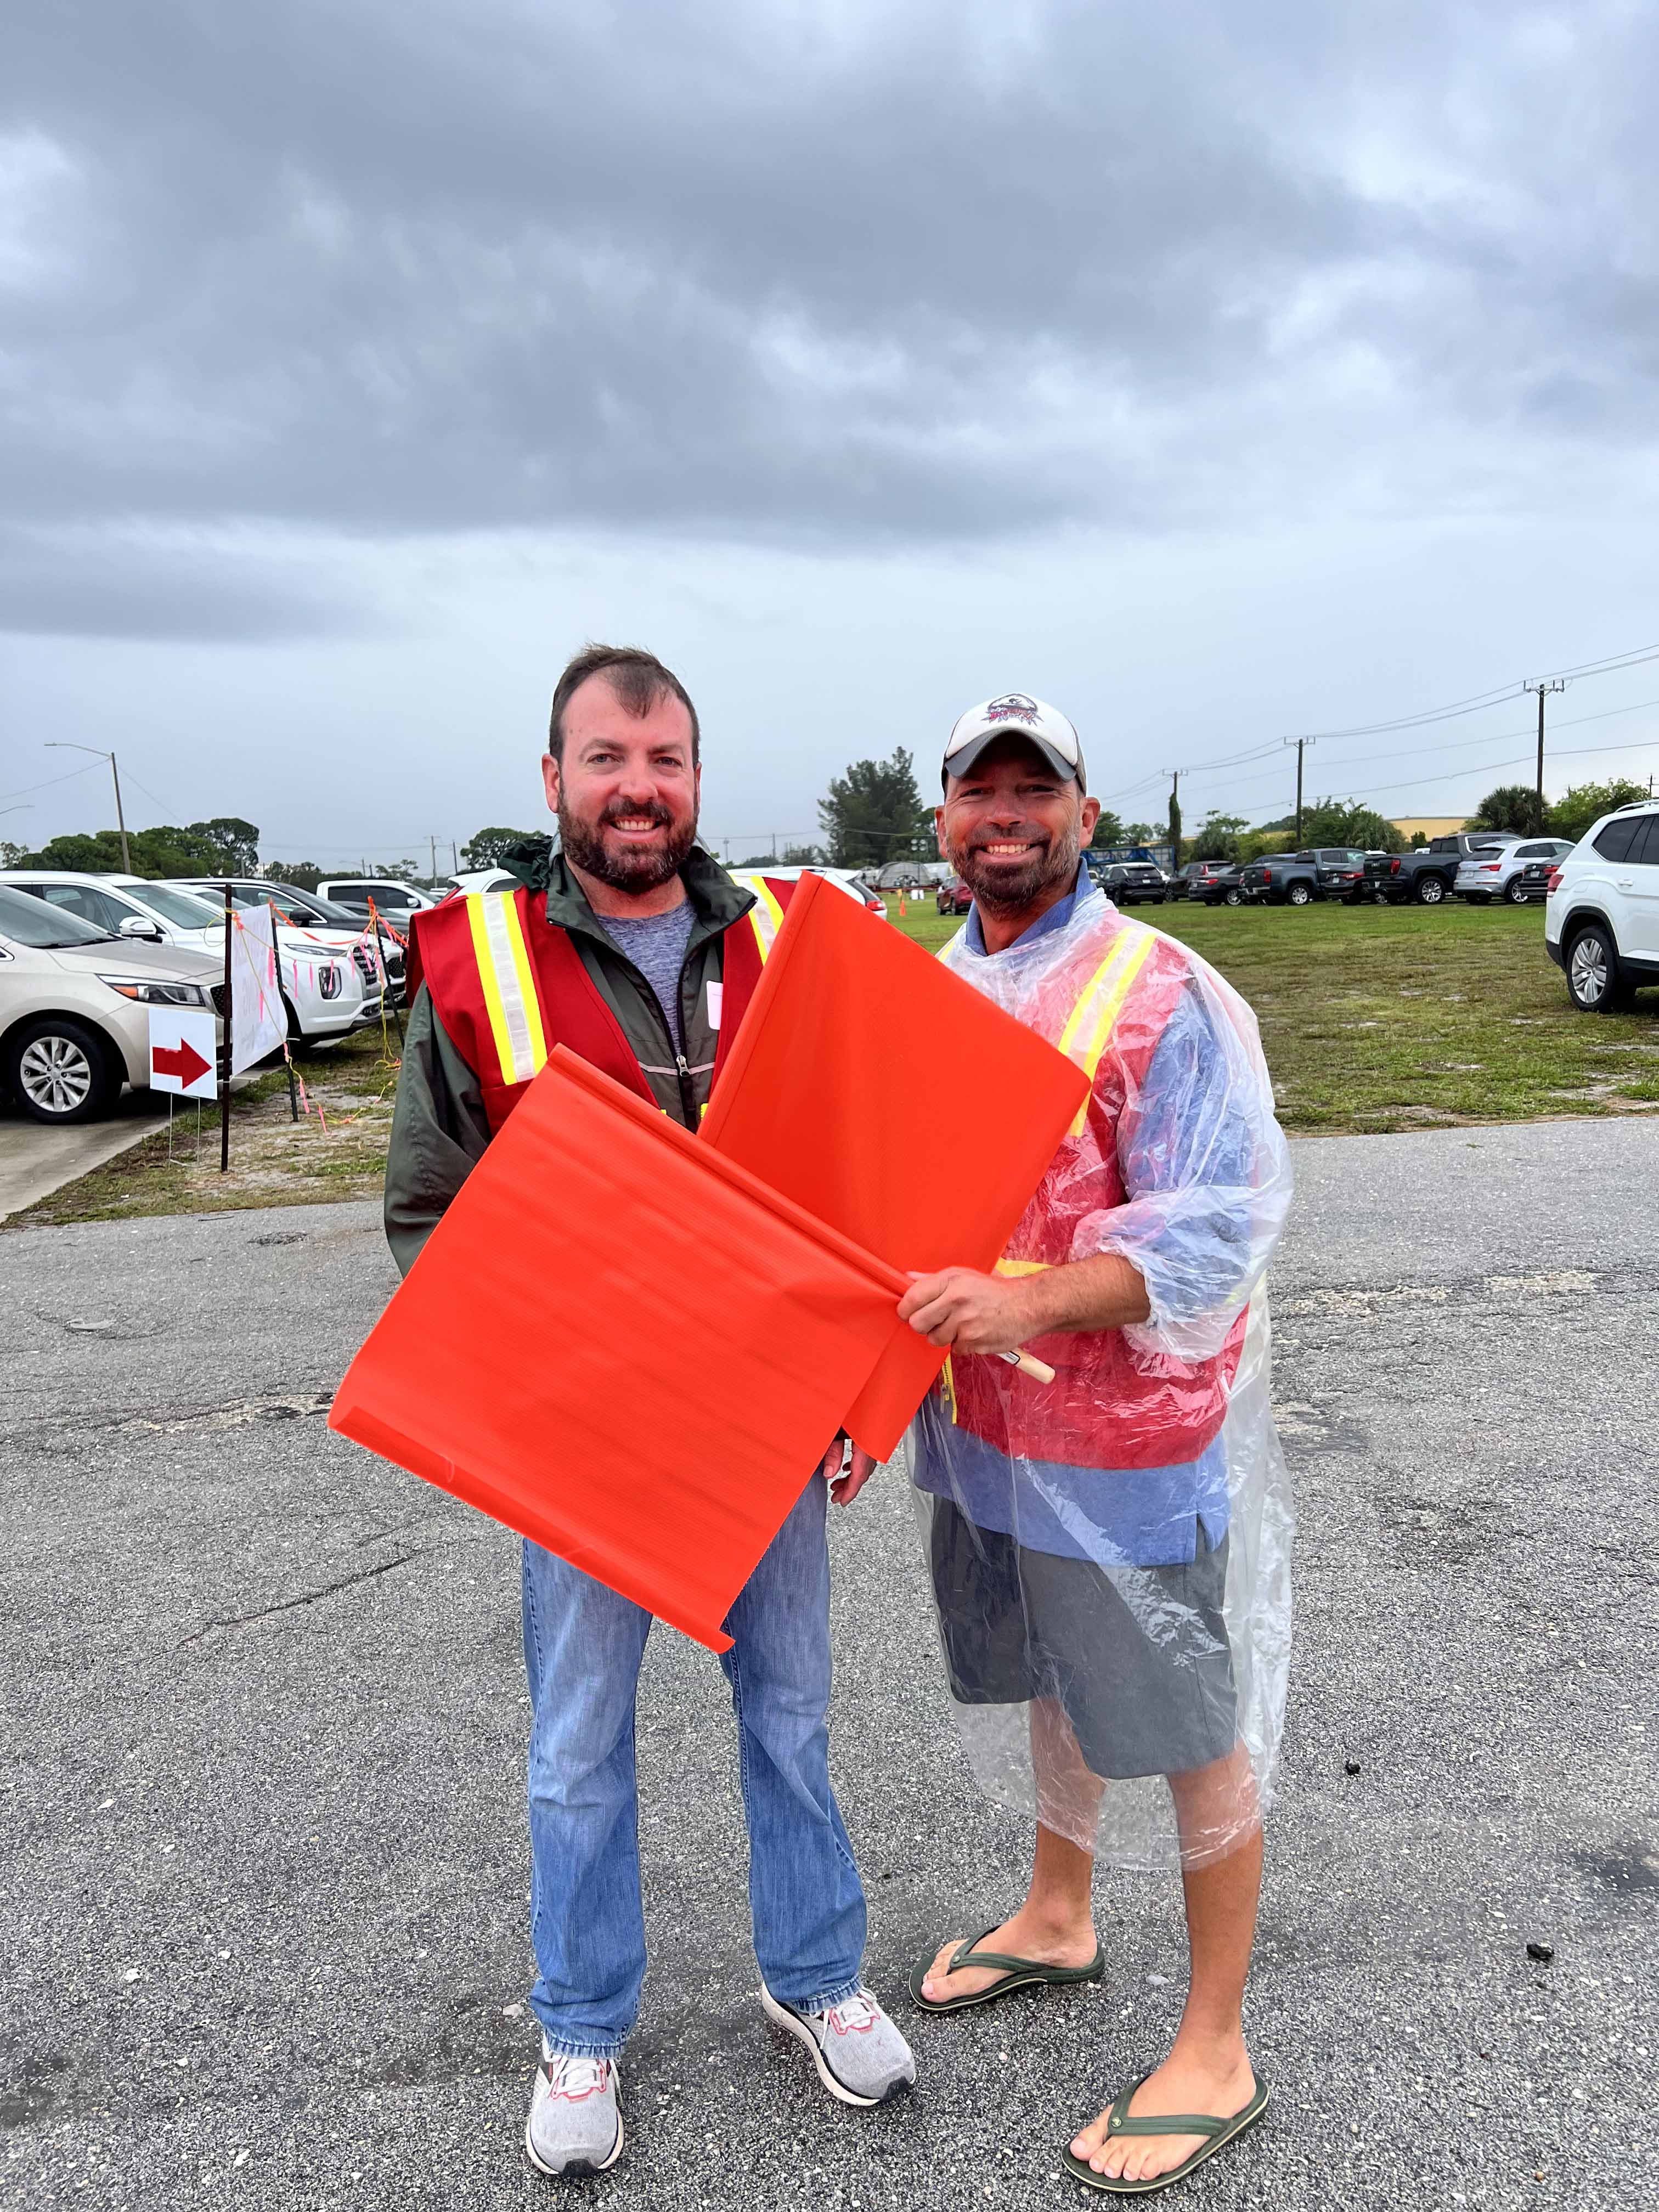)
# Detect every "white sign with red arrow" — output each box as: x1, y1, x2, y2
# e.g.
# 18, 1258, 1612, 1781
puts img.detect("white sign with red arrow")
148, 1007, 218, 1099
